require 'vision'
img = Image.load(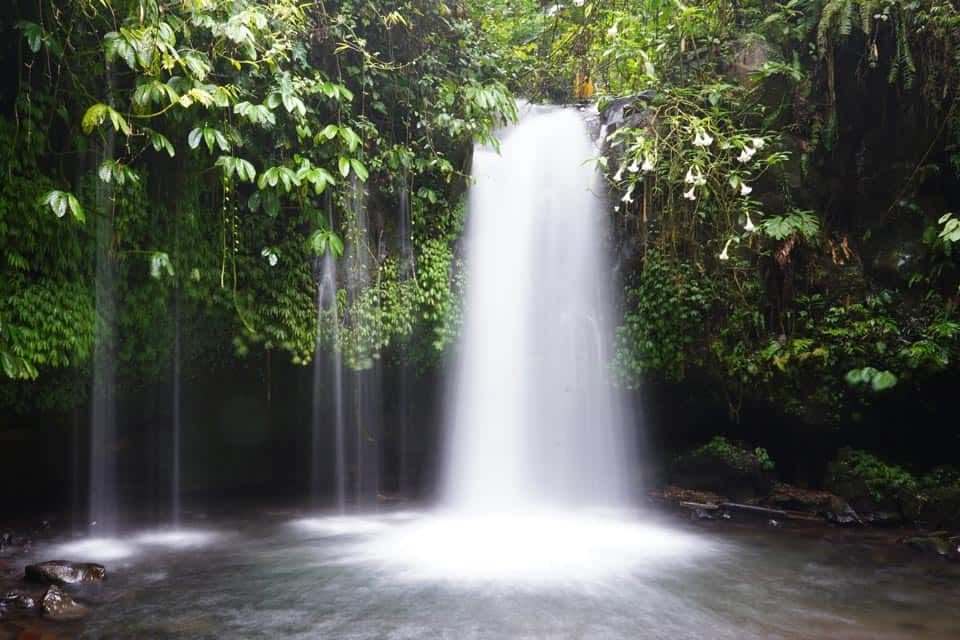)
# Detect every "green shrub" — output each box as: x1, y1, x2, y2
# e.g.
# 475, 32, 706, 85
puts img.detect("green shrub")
828, 448, 917, 504
688, 436, 775, 472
